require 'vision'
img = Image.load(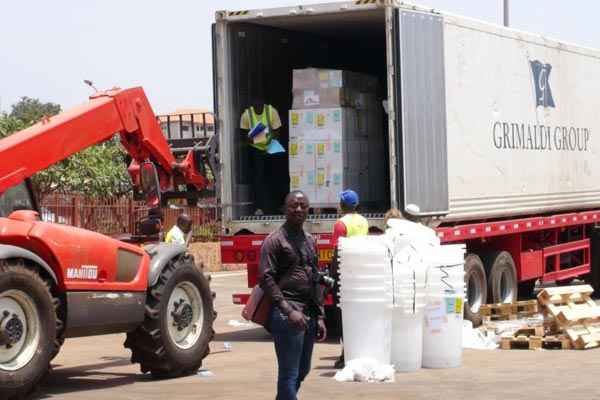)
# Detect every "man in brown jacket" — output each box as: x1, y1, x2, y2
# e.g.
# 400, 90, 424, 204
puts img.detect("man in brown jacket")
259, 191, 327, 400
